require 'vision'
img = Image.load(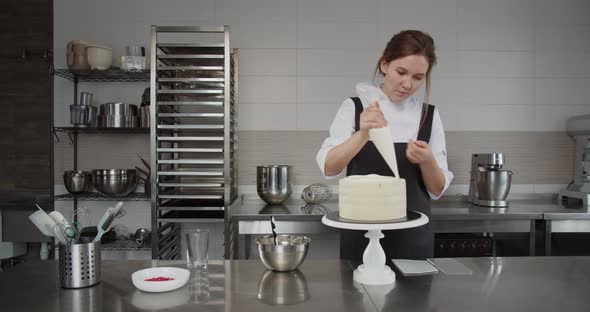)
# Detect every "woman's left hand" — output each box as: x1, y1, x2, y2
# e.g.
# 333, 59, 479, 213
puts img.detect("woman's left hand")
406, 140, 434, 165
